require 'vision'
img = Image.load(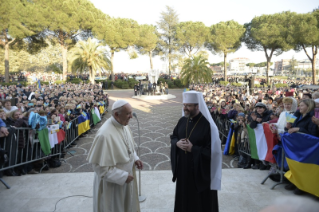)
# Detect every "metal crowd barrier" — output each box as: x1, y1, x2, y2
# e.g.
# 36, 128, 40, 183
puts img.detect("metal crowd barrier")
214, 118, 288, 190
213, 116, 231, 145
0, 104, 107, 189
0, 127, 62, 189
